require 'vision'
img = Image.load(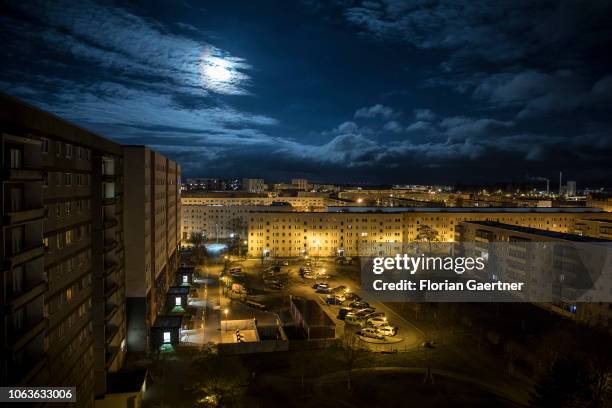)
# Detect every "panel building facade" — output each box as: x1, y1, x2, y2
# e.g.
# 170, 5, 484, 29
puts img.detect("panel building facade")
1, 95, 126, 406
246, 207, 612, 258
123, 146, 181, 353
